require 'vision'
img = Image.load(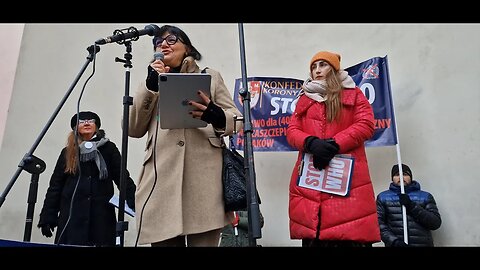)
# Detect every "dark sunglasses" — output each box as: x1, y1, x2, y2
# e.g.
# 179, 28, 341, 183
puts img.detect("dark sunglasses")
154, 34, 181, 47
